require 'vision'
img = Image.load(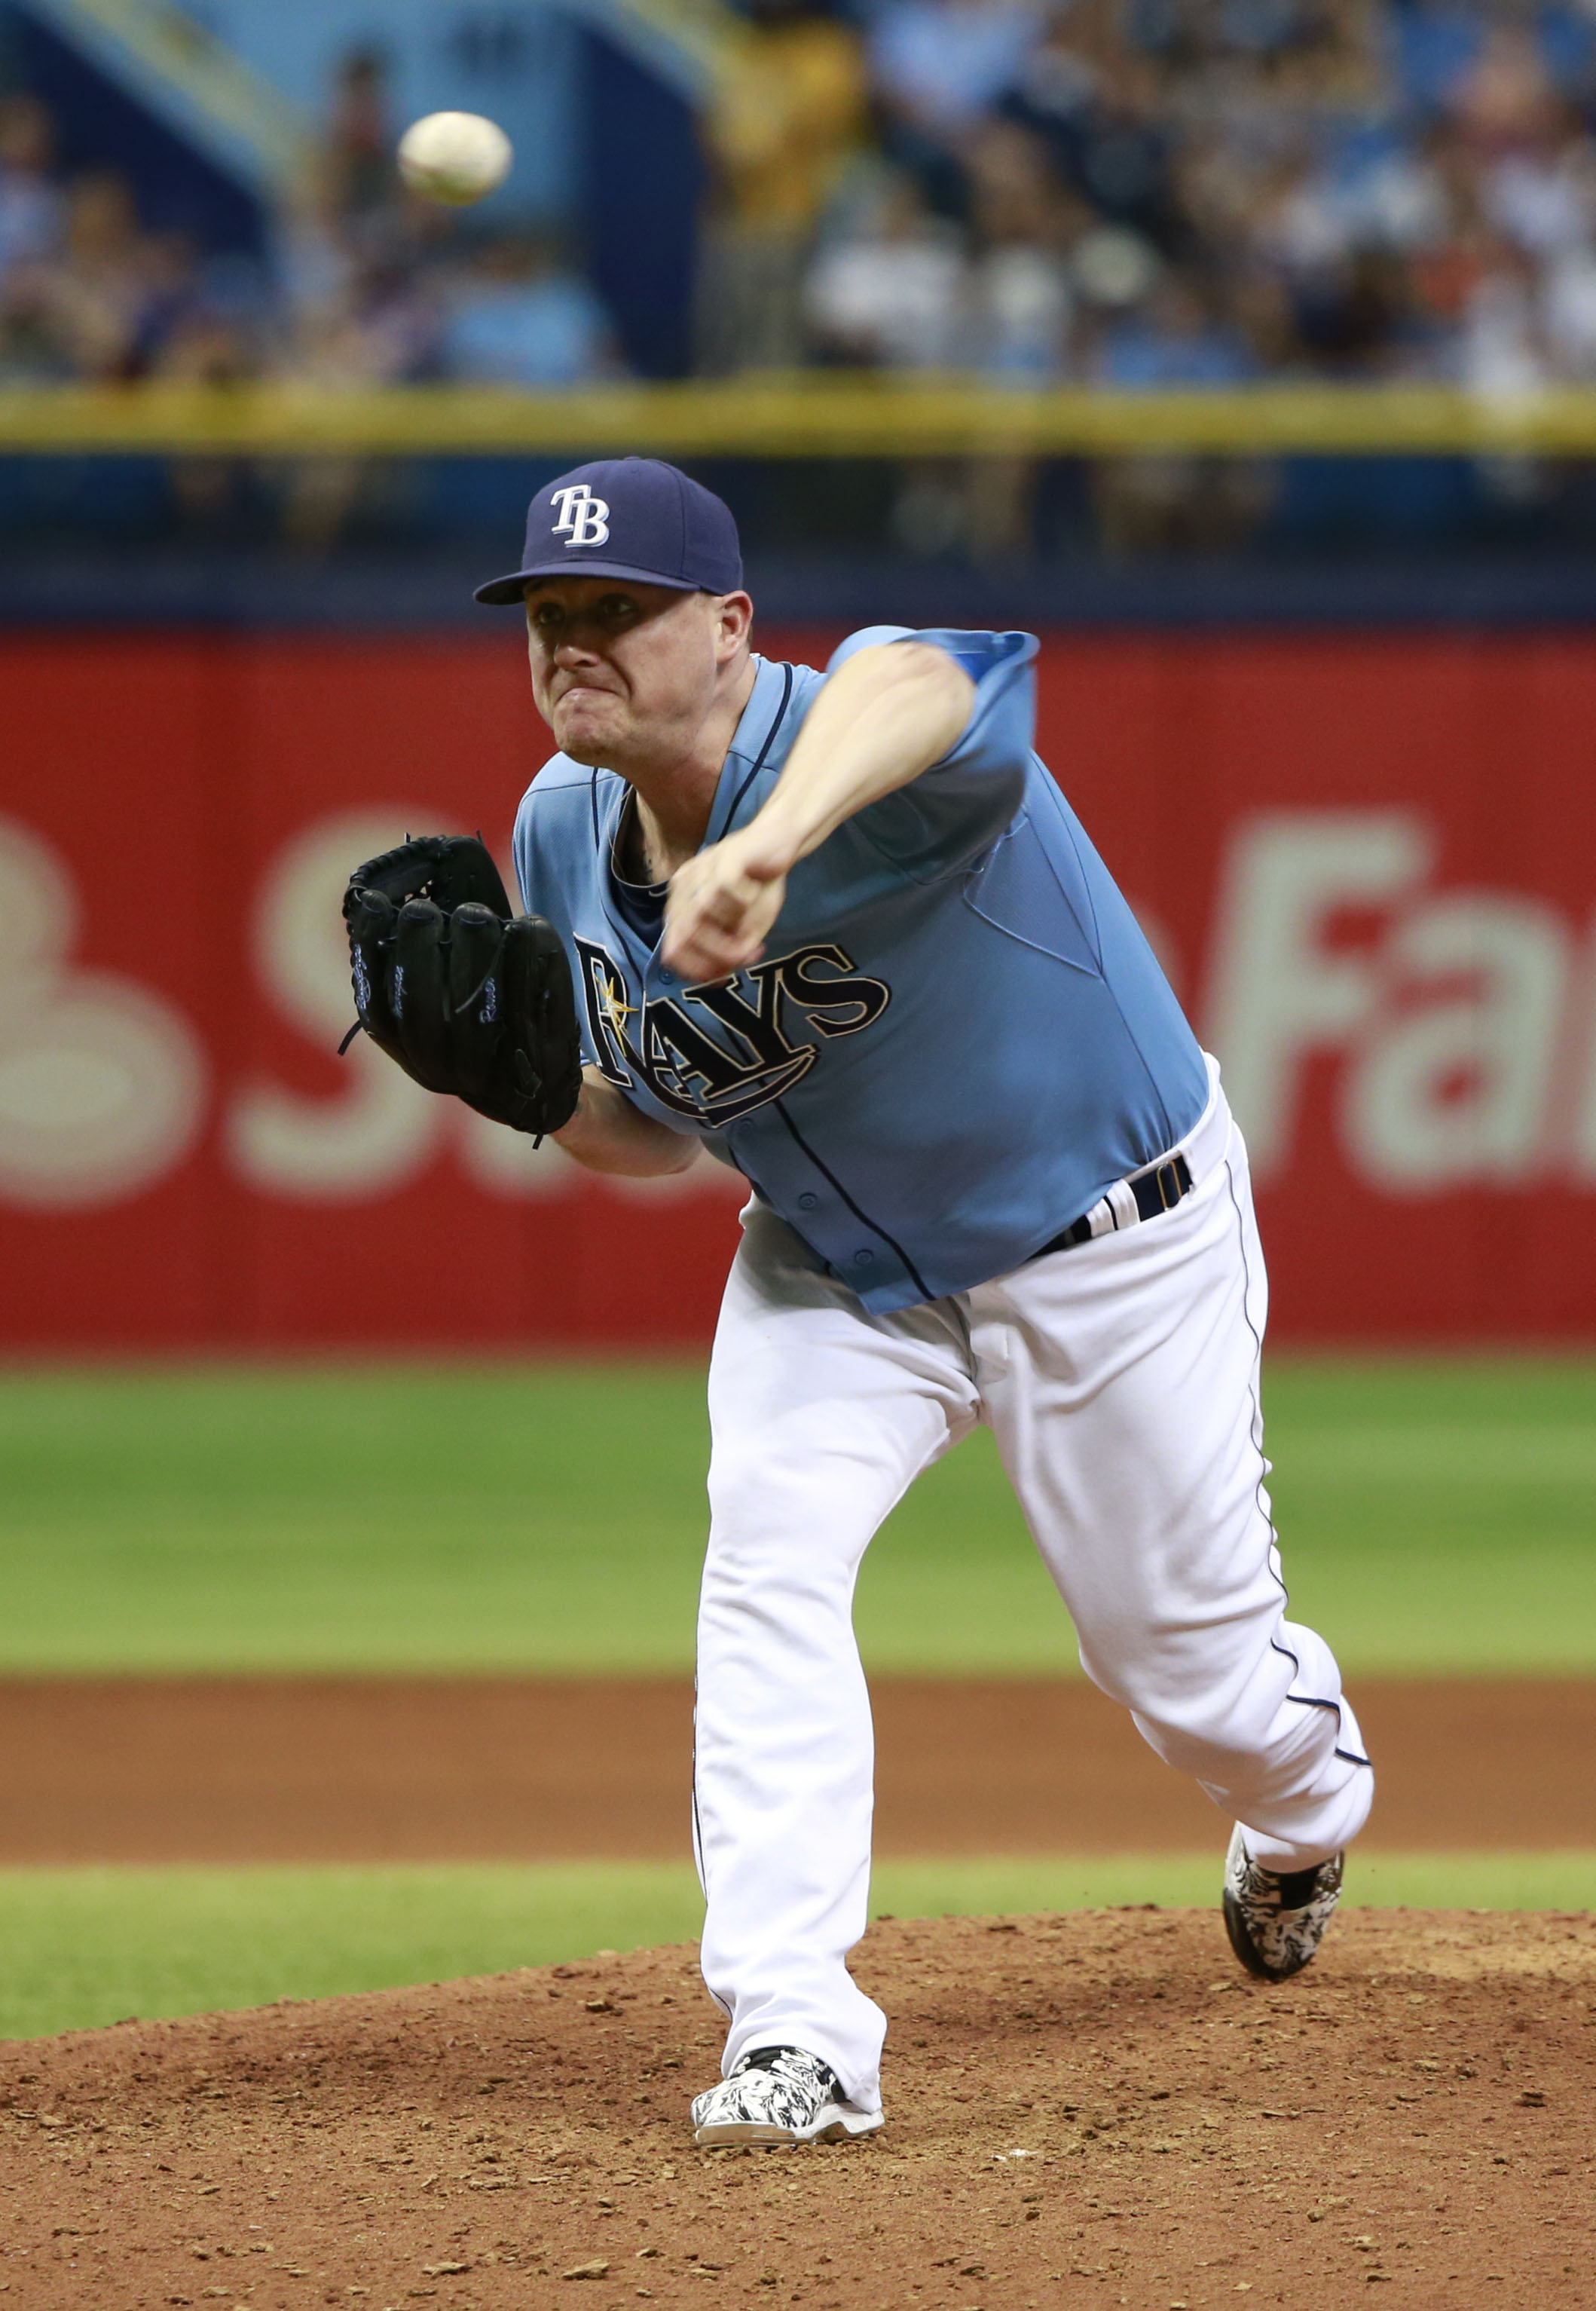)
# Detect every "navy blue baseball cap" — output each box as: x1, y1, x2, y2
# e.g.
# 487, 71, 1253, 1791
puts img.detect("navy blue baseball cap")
474, 457, 743, 604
